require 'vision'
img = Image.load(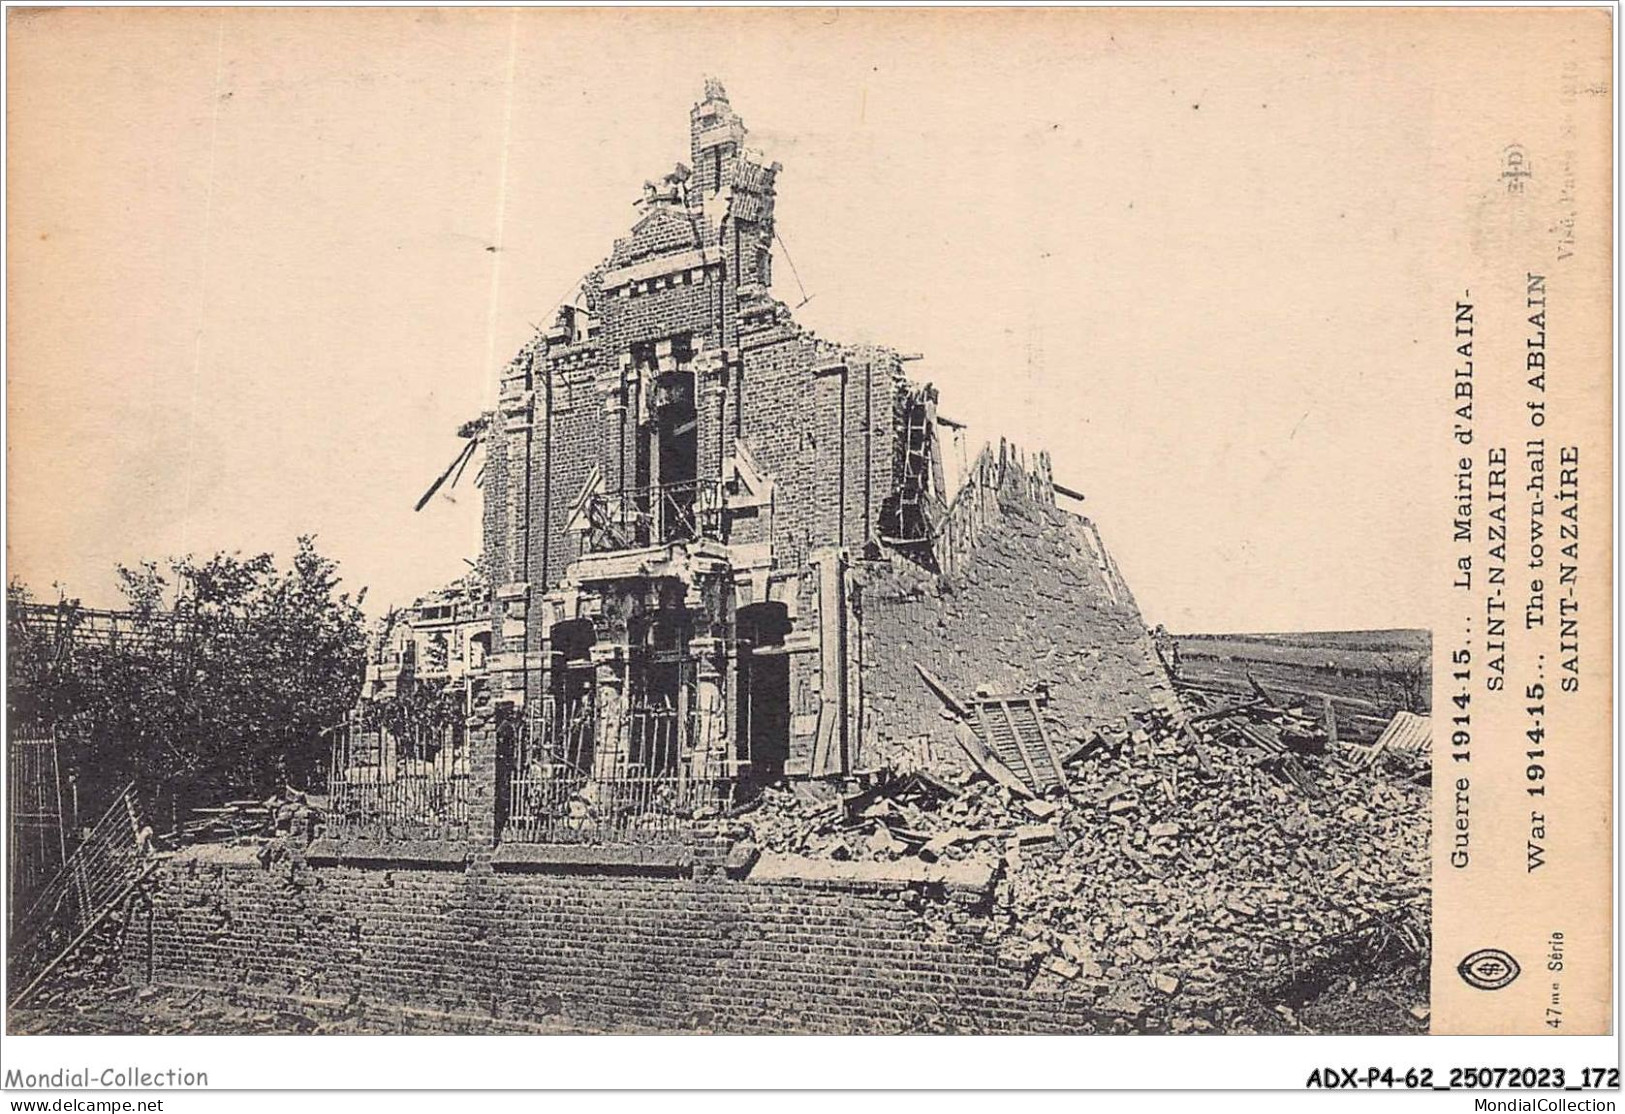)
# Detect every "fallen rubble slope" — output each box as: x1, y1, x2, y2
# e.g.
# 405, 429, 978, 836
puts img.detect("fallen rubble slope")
857, 449, 1178, 774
